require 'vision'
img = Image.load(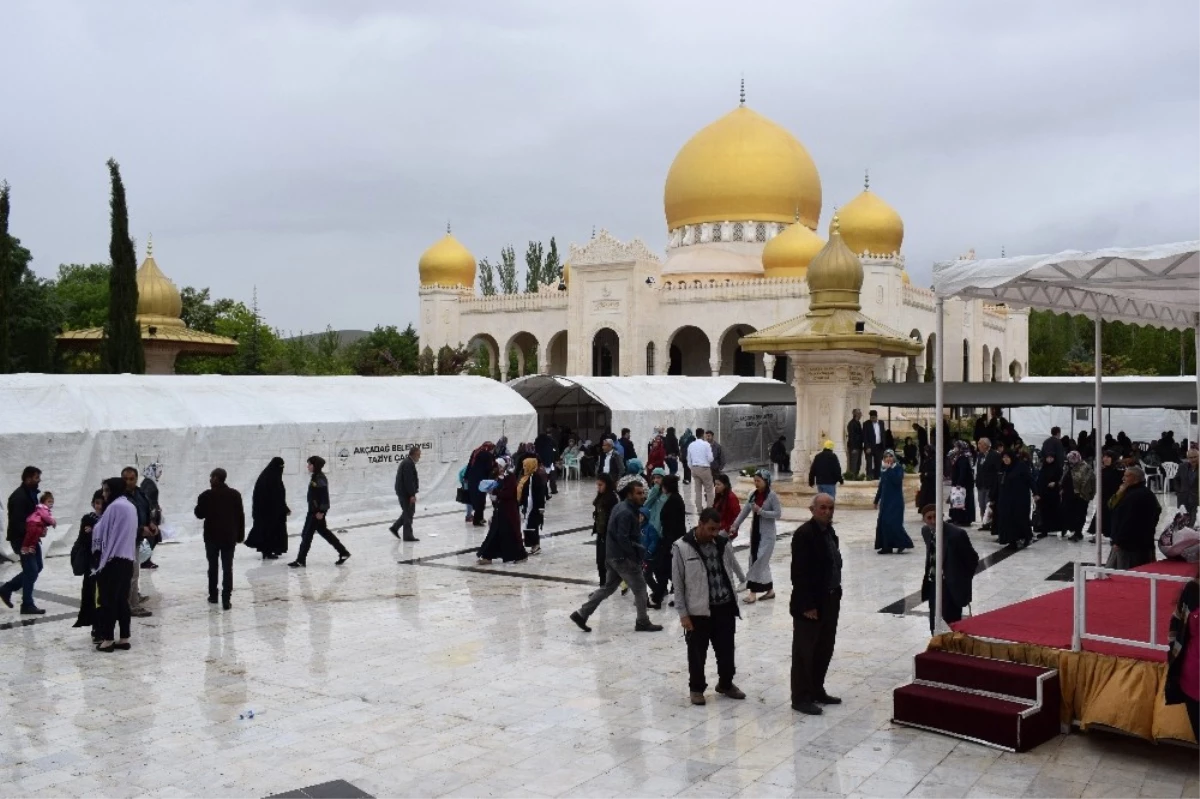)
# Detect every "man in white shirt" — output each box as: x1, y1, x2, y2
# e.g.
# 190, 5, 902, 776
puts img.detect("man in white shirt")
687, 426, 716, 512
